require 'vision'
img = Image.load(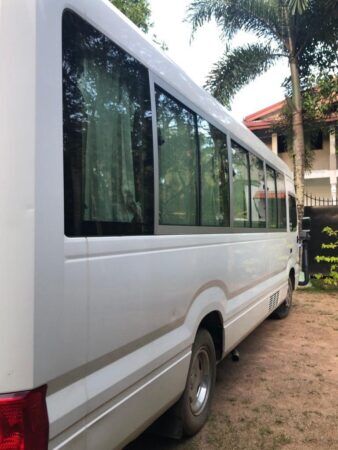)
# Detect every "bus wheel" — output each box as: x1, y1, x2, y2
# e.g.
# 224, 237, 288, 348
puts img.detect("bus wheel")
272, 278, 293, 320
178, 328, 216, 437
